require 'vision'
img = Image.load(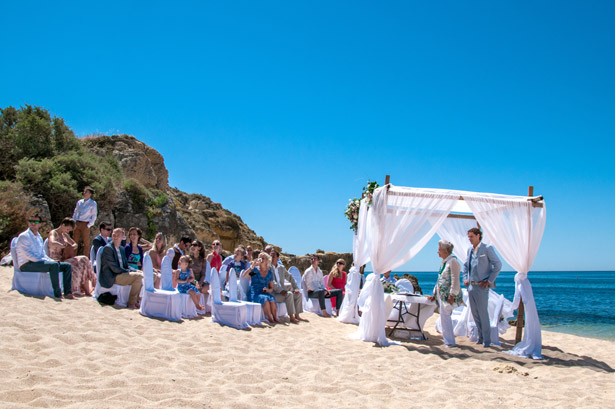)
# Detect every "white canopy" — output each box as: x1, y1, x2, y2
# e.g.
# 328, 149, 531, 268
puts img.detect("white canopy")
353, 184, 546, 359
